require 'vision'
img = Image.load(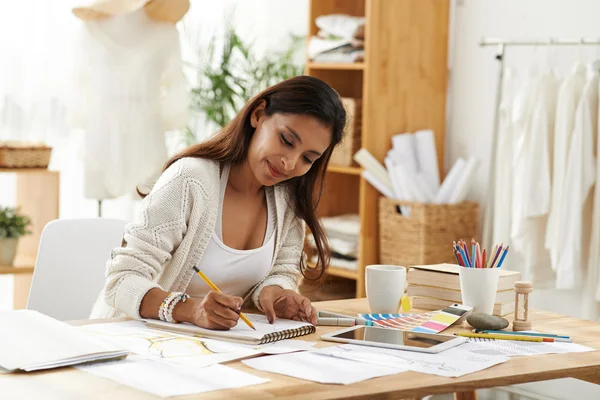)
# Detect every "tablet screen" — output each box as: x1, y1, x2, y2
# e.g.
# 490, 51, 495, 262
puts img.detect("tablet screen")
329, 326, 455, 348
